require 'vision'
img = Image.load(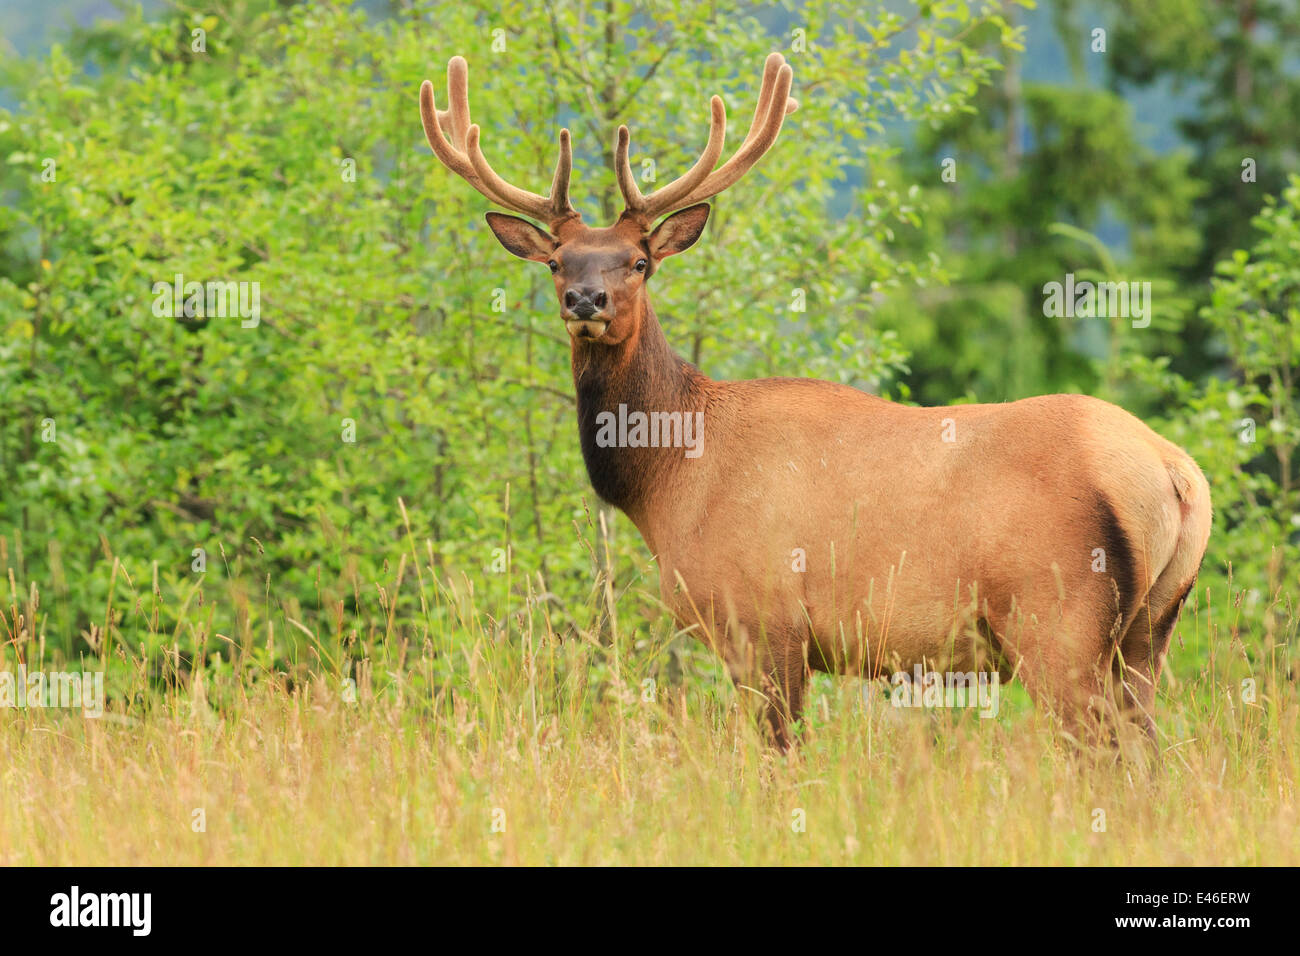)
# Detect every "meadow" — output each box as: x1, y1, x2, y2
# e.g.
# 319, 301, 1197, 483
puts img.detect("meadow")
2, 519, 1294, 866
